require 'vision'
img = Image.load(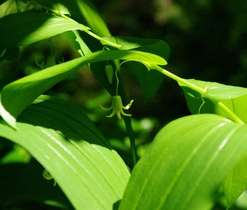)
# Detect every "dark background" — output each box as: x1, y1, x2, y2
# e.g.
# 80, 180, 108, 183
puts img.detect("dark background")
90, 0, 247, 123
